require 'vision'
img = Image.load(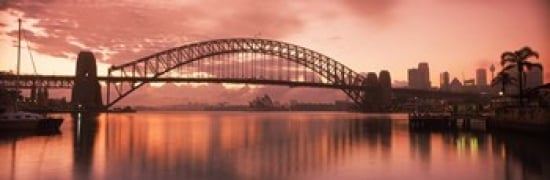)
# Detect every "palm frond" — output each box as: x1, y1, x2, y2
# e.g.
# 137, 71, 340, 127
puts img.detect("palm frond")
500, 51, 516, 66
491, 71, 517, 86
502, 64, 516, 72
518, 46, 539, 60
